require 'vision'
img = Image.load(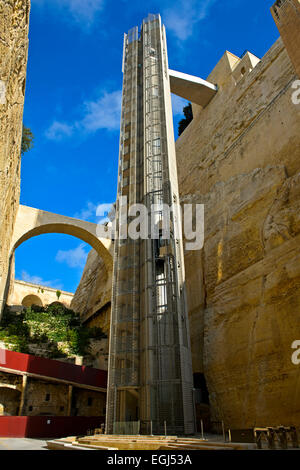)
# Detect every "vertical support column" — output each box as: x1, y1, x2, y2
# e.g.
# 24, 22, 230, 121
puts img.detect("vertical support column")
106, 13, 195, 436
67, 385, 73, 416
18, 375, 28, 416
106, 24, 141, 435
